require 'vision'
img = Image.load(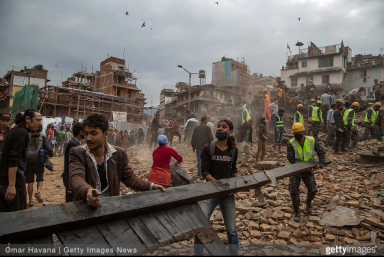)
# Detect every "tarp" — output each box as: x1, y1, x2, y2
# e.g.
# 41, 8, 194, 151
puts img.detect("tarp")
42, 117, 62, 132
11, 85, 39, 119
